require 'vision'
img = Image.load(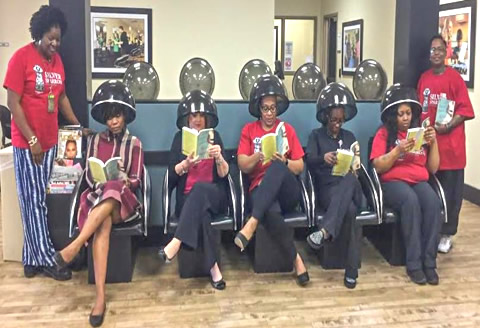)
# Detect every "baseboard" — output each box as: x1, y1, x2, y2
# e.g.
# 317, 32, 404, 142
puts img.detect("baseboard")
464, 184, 480, 206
